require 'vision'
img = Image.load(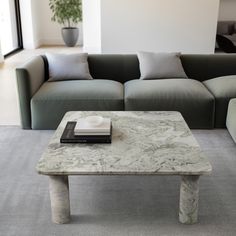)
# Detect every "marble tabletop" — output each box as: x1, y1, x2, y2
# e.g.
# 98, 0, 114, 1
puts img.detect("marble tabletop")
36, 111, 212, 176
